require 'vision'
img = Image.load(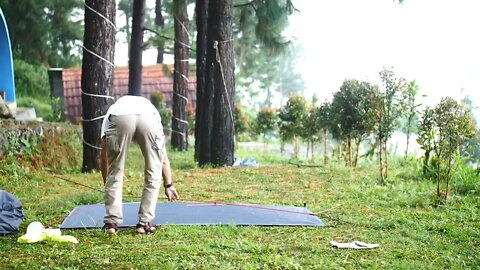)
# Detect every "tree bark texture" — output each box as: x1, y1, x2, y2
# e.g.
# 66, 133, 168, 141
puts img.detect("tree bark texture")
81, 0, 116, 172
198, 0, 216, 165
171, 0, 189, 151
194, 0, 209, 161
210, 0, 235, 166
128, 0, 146, 96
199, 0, 235, 166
